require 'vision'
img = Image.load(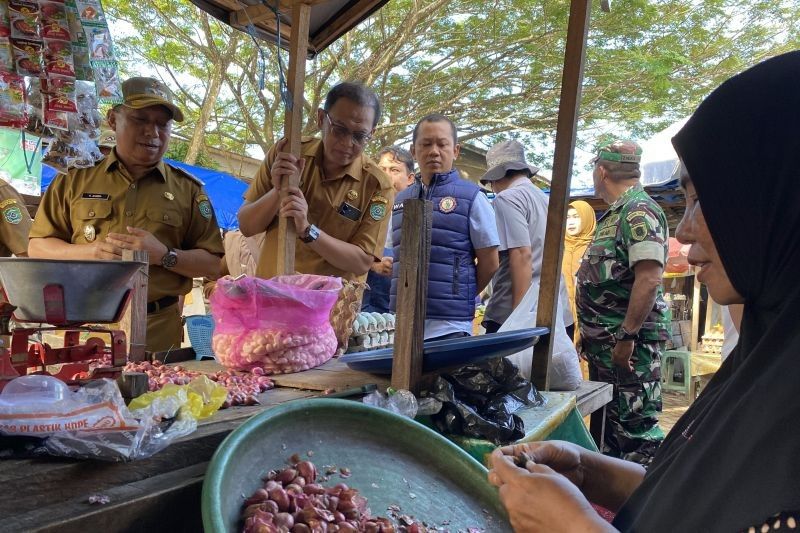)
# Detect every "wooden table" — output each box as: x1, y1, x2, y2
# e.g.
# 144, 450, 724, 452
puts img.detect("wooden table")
0, 361, 612, 532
